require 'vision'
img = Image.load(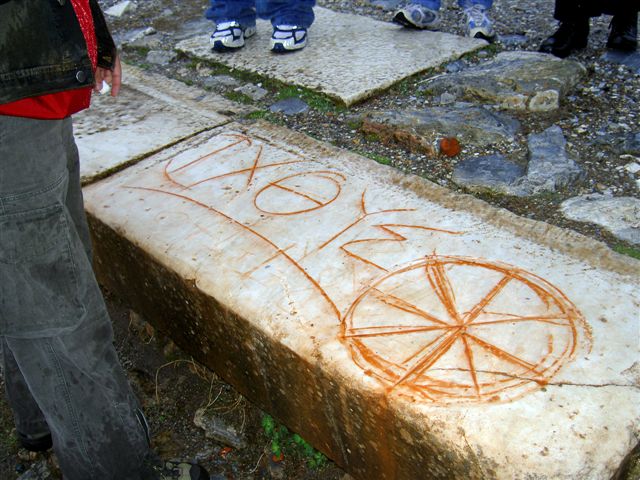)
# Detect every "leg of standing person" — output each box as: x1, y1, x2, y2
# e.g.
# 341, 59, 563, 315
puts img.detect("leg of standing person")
258, 0, 315, 52
0, 115, 151, 479
206, 0, 258, 51
459, 0, 495, 41
539, 0, 599, 57
604, 1, 638, 52
393, 0, 442, 30
0, 116, 209, 480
